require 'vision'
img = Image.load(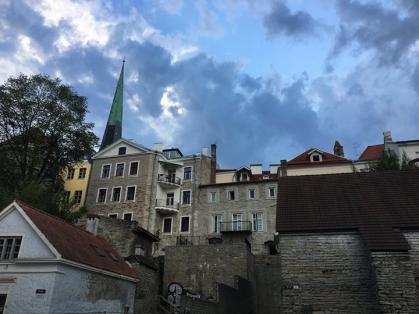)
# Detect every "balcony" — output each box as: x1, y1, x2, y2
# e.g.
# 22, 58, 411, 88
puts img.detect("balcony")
220, 221, 252, 233
155, 199, 179, 214
157, 174, 181, 188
